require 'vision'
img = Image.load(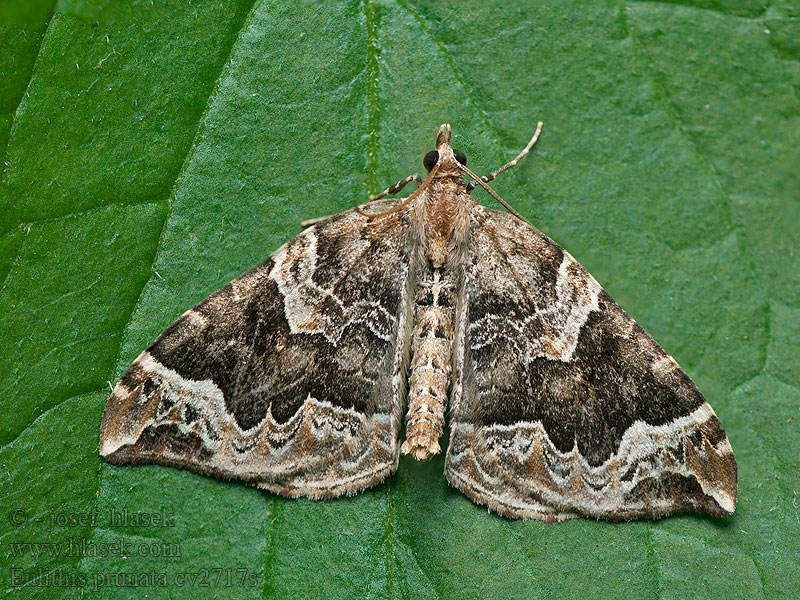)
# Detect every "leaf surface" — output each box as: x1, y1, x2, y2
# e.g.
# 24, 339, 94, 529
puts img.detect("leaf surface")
1, 1, 798, 598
